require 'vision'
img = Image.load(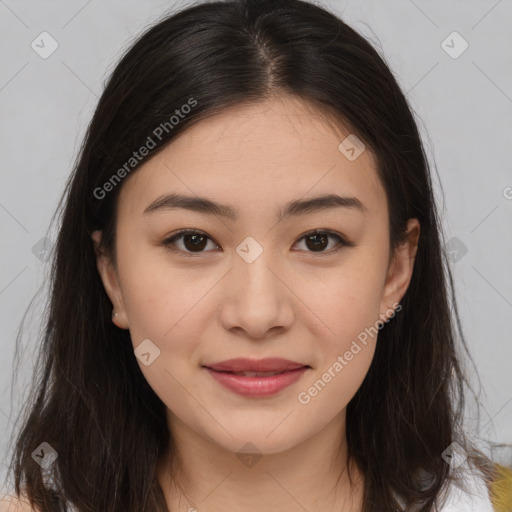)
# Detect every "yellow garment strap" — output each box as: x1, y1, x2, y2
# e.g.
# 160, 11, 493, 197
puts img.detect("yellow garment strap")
490, 464, 512, 512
